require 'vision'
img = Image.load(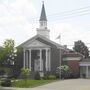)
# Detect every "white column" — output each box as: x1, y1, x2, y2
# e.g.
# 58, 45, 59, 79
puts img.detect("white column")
23, 49, 25, 69
48, 49, 51, 71
40, 49, 42, 71
46, 48, 48, 71
86, 66, 89, 78
29, 49, 31, 71
26, 51, 28, 68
